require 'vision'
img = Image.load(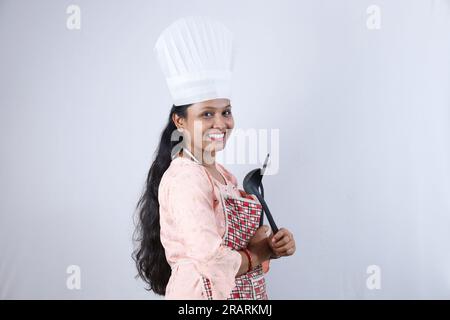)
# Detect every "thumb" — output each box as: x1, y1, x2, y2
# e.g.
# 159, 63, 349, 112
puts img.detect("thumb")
262, 225, 272, 237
